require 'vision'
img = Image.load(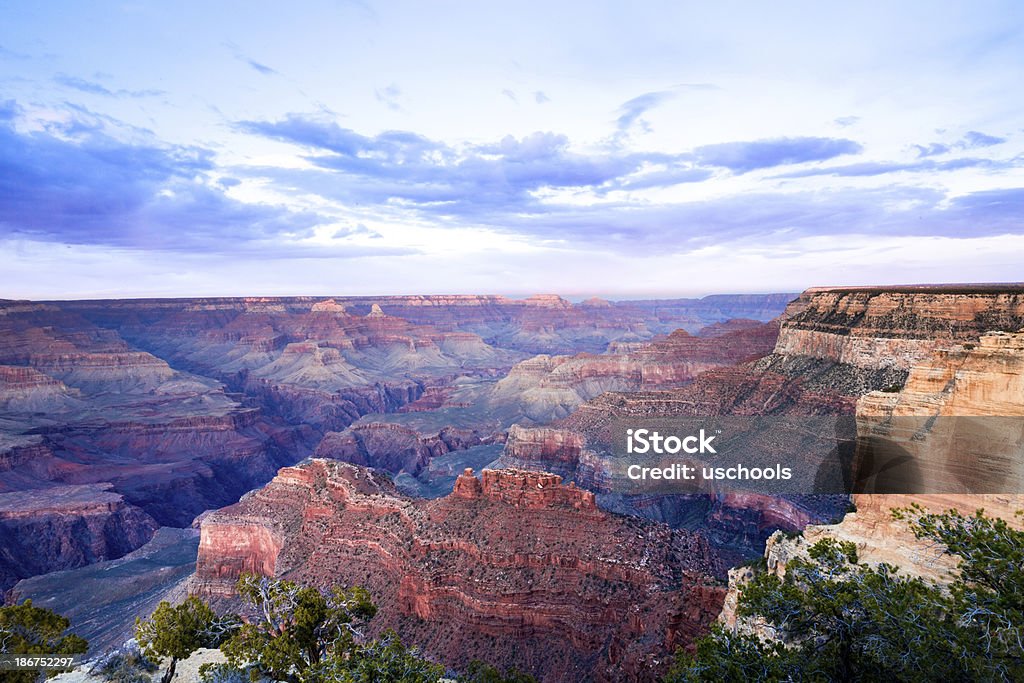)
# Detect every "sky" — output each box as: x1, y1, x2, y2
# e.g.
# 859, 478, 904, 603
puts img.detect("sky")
1, 0, 1023, 299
